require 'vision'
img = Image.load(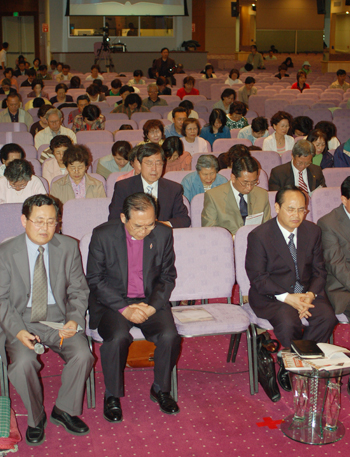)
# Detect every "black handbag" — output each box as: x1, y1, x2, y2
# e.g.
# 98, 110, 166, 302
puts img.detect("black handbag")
256, 334, 281, 402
